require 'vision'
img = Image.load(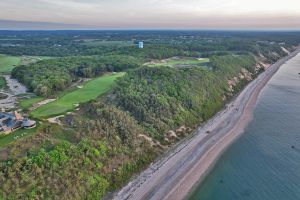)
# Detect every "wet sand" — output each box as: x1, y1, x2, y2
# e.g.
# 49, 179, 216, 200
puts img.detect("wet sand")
114, 48, 300, 200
